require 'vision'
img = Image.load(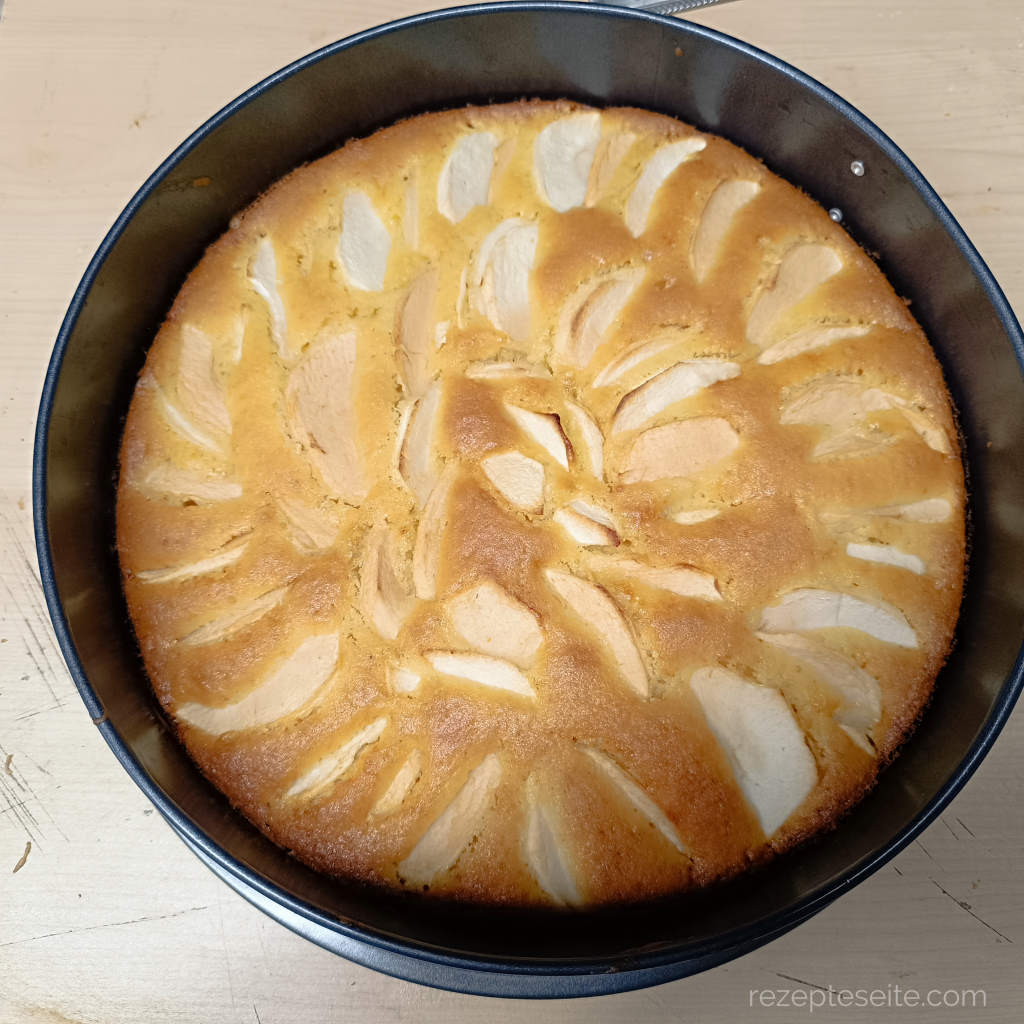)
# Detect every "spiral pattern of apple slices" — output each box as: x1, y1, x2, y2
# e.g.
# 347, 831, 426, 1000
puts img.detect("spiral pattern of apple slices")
117, 101, 964, 905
